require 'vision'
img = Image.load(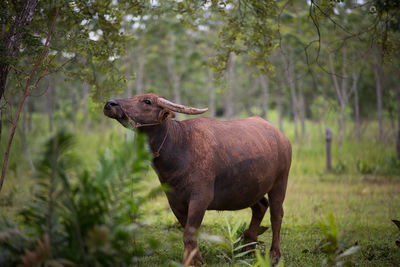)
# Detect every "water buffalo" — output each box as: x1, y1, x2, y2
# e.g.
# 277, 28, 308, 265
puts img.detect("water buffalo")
103, 93, 291, 265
